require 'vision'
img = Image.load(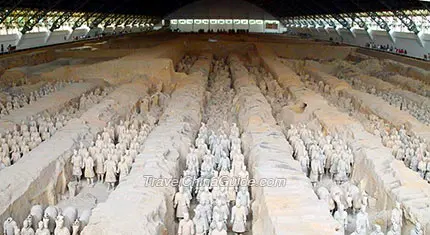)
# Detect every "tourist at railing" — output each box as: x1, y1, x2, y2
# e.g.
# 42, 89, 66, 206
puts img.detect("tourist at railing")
365, 41, 409, 56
